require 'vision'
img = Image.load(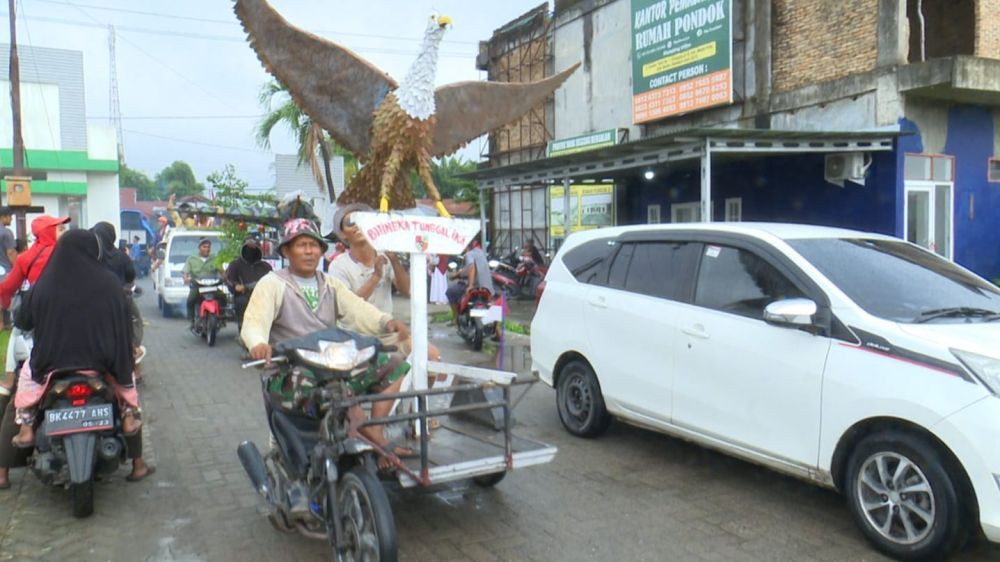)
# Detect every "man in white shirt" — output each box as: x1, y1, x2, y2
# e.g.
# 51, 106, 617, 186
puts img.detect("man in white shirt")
328, 203, 441, 361
328, 203, 410, 316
